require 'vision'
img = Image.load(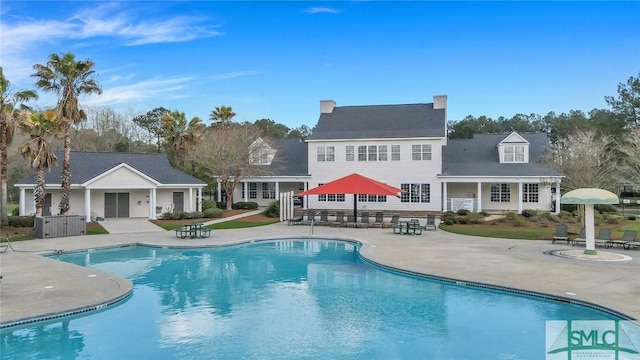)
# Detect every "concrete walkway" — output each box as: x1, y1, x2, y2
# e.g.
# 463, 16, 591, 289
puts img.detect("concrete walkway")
1, 219, 639, 327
